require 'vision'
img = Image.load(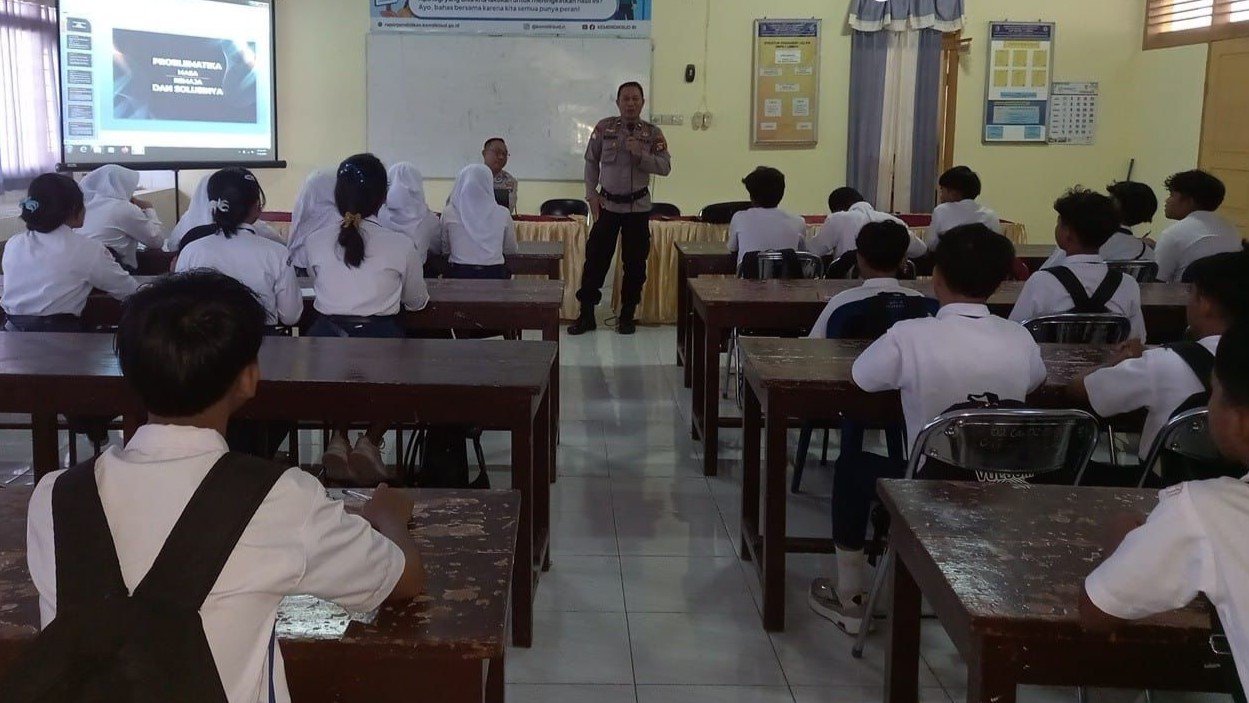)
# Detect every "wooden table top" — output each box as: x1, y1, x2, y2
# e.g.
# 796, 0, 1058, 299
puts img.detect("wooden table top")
676, 241, 1056, 261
